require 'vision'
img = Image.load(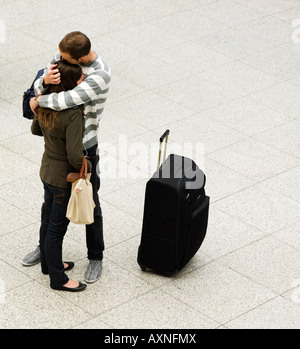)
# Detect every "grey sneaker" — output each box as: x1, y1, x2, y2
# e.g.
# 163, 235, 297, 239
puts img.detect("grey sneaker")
84, 260, 102, 283
21, 246, 40, 266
